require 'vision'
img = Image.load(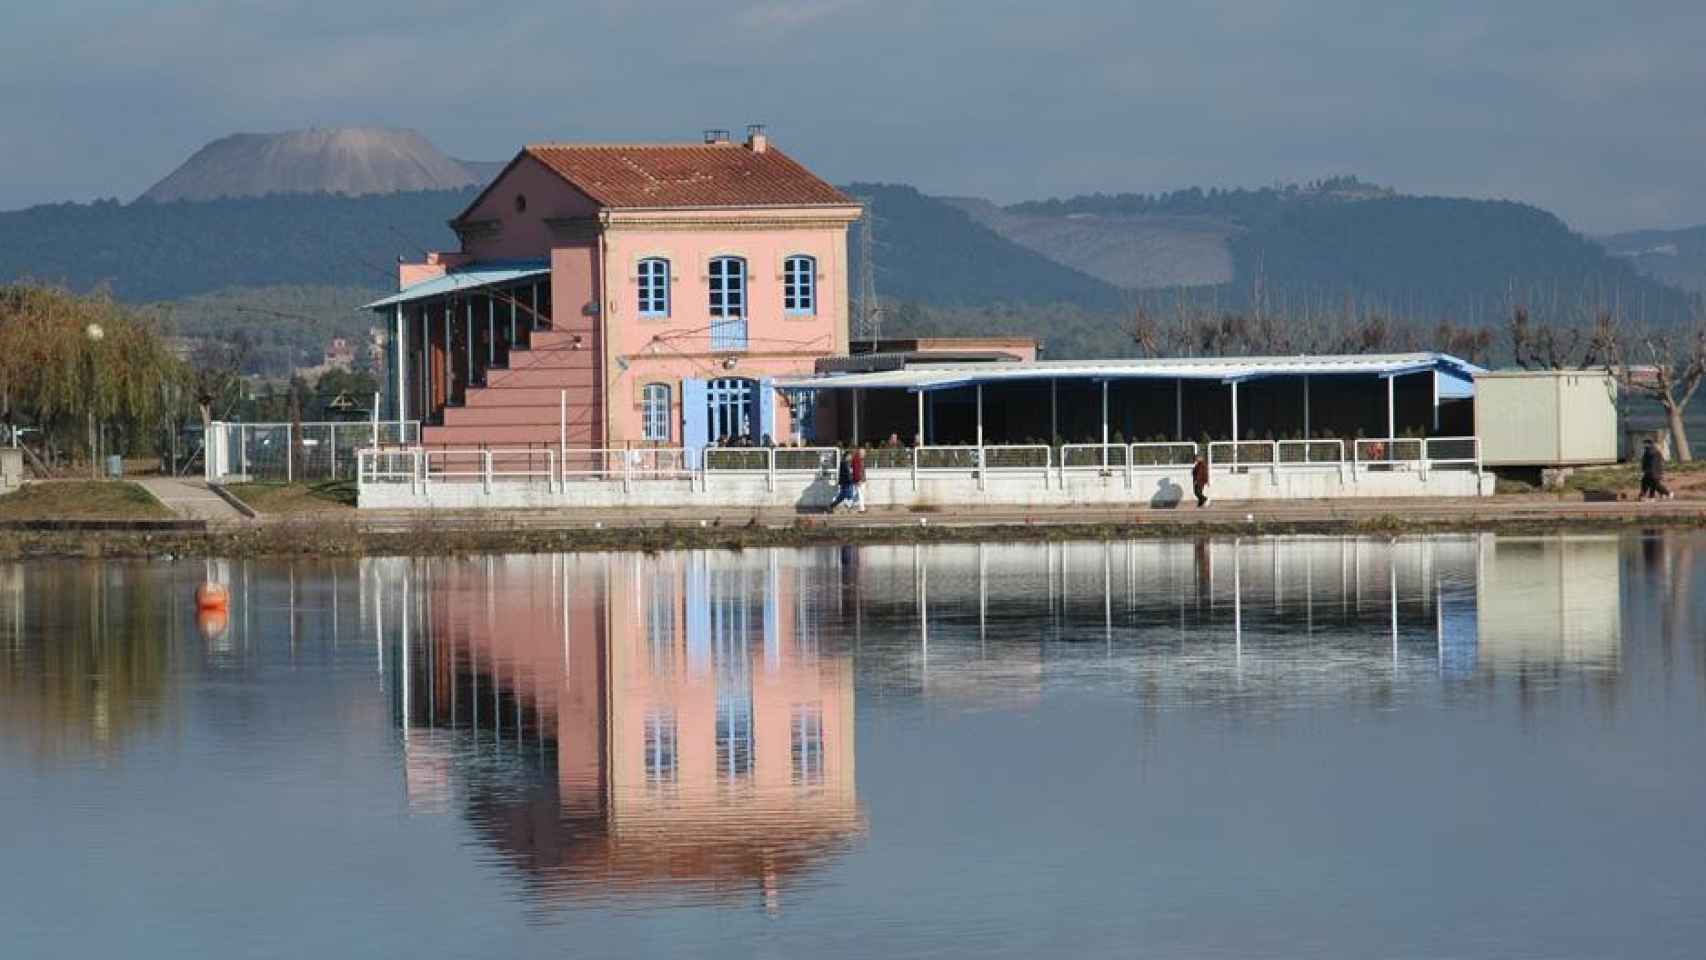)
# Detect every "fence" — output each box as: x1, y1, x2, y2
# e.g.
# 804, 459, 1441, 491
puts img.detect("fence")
356, 437, 1480, 498
207, 420, 420, 484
